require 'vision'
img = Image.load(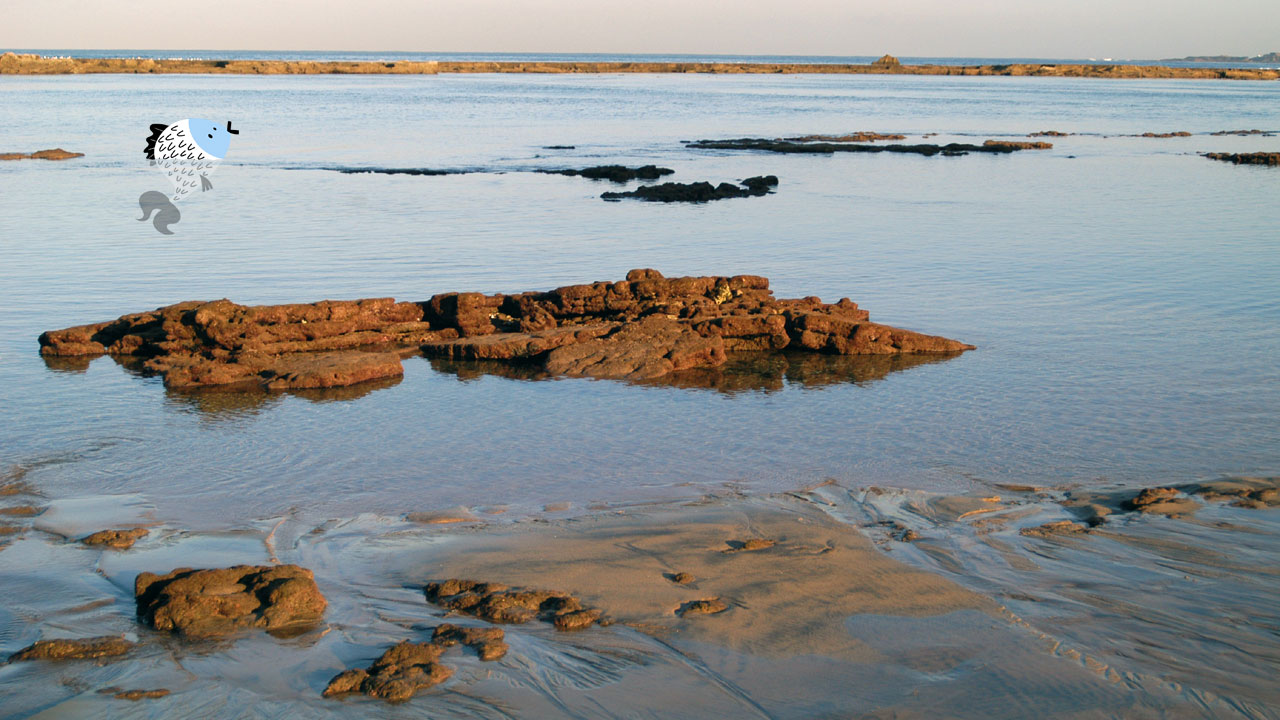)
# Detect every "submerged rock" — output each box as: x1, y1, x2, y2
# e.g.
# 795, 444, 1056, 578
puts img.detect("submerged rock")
135, 564, 327, 638
1205, 152, 1280, 166
425, 579, 604, 630
1209, 129, 1274, 136
81, 527, 149, 549
1029, 130, 1071, 137
724, 538, 776, 552
783, 132, 906, 142
9, 637, 134, 662
688, 138, 1041, 157
41, 270, 973, 389
601, 175, 778, 202
1181, 477, 1280, 508
538, 164, 674, 182
1137, 131, 1192, 138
